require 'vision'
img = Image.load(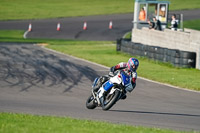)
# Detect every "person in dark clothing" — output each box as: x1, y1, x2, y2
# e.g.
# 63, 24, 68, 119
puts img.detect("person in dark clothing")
148, 20, 155, 29
153, 17, 162, 31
